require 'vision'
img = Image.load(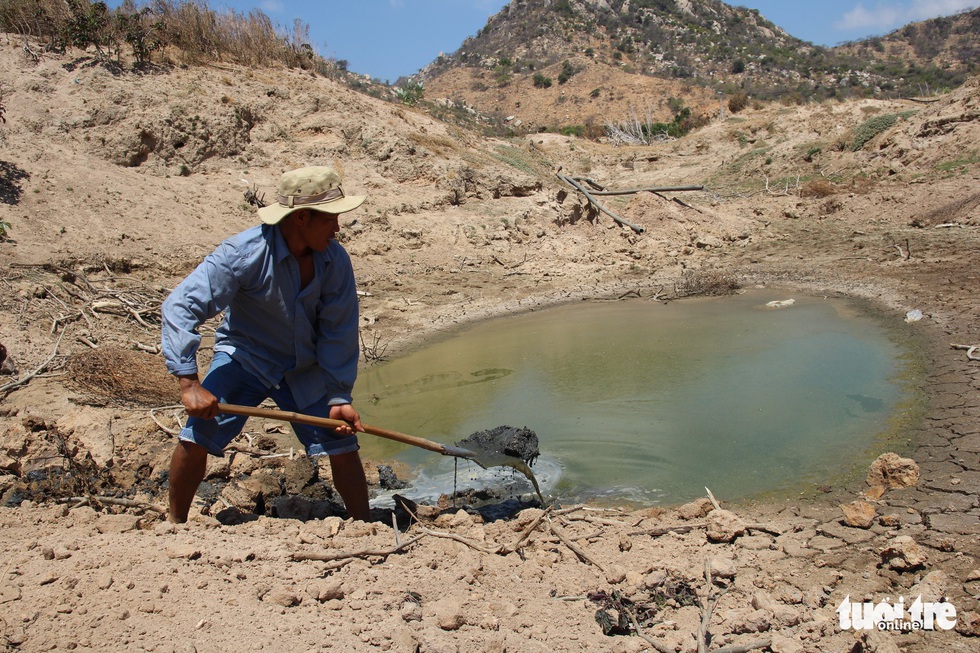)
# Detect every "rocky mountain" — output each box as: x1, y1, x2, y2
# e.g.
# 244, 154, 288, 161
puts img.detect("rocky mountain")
419, 0, 978, 133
